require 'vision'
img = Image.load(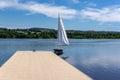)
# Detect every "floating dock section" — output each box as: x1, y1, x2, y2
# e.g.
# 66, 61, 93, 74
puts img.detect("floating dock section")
0, 51, 92, 80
